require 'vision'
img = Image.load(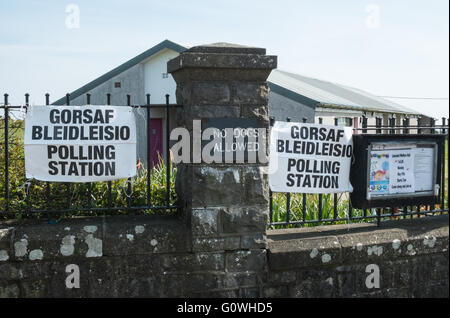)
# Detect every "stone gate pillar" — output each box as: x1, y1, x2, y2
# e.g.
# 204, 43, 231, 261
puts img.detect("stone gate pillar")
168, 43, 276, 282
